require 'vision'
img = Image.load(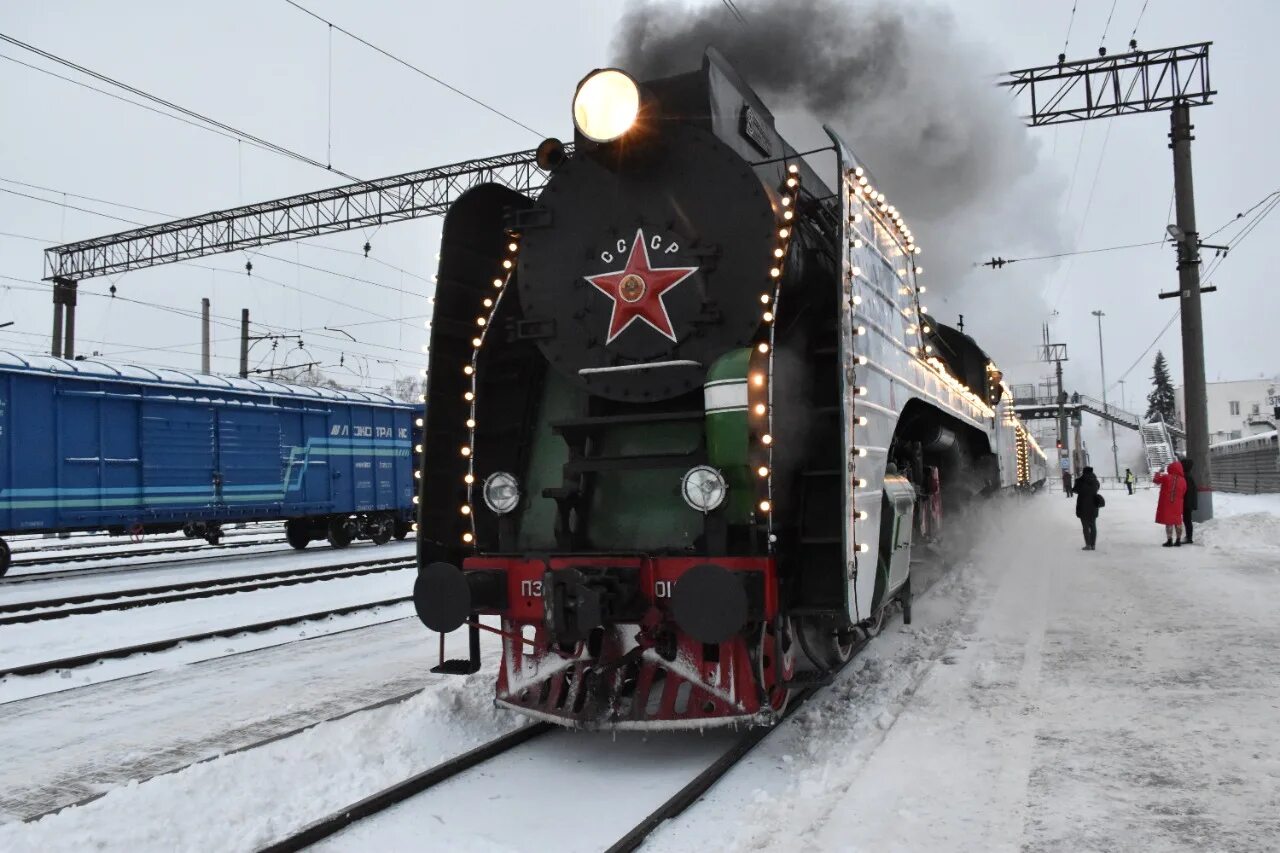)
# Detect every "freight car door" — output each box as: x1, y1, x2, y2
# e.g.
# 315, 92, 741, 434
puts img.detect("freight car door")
141, 402, 216, 512
216, 409, 284, 508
